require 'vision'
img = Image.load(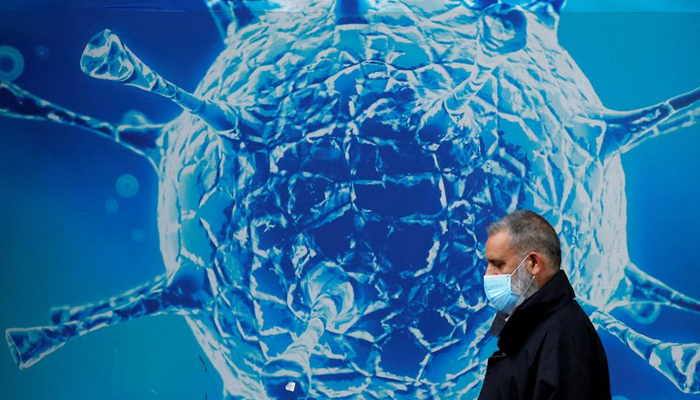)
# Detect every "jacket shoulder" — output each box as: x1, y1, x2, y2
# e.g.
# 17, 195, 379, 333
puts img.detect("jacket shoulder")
539, 300, 604, 357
